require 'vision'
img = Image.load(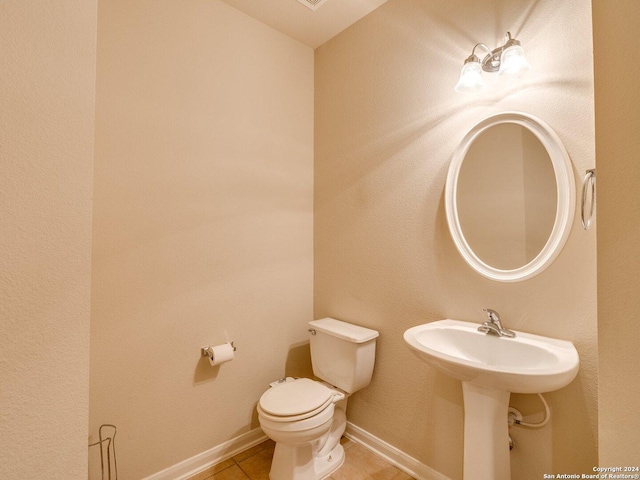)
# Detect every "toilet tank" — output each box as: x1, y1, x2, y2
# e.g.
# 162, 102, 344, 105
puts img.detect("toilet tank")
308, 318, 379, 394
